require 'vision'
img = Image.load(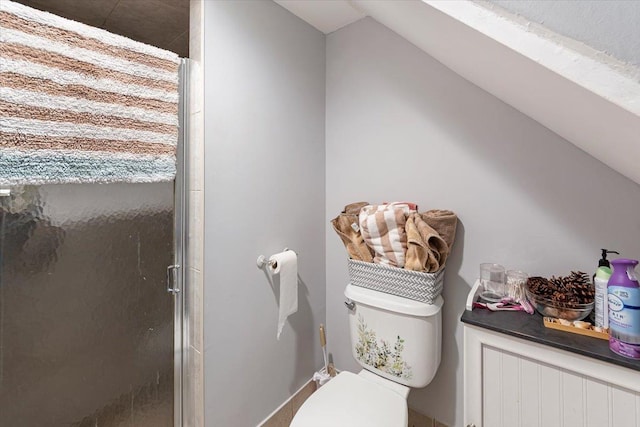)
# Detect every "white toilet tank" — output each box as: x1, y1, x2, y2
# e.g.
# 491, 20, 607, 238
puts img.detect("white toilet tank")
344, 284, 443, 388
